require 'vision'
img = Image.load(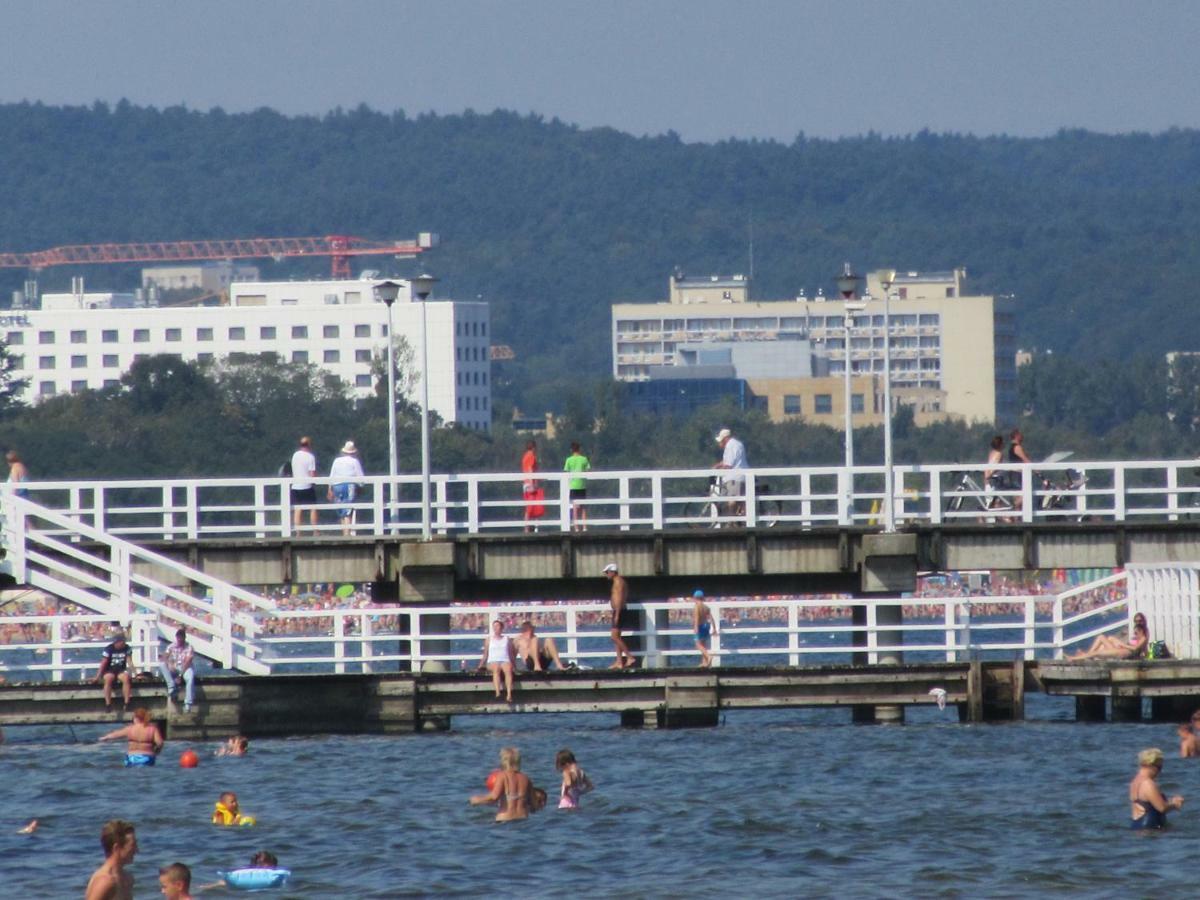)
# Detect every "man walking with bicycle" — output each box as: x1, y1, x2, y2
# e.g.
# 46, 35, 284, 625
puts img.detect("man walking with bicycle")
714, 428, 748, 518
